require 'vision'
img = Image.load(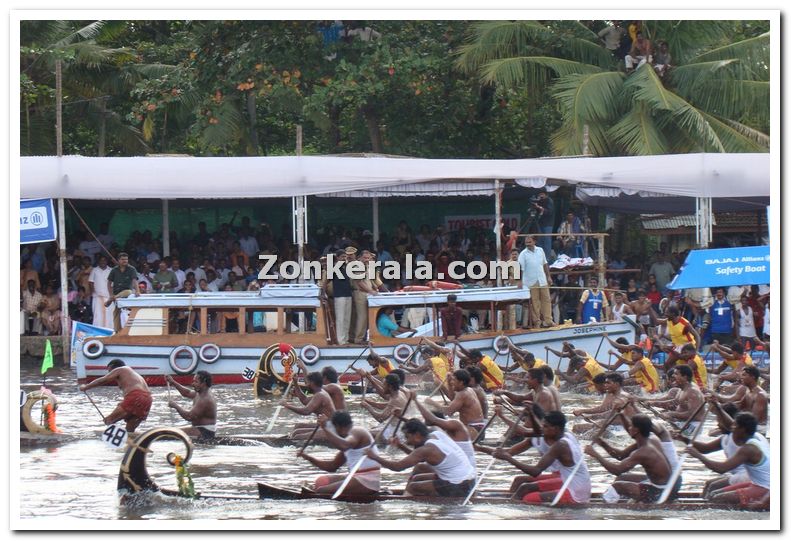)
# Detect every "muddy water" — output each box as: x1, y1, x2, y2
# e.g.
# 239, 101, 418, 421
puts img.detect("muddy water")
17, 366, 768, 522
